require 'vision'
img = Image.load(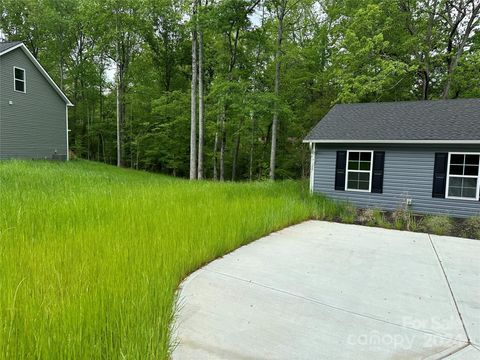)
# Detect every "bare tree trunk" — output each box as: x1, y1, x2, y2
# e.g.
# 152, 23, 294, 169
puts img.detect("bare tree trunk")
219, 107, 226, 181
190, 0, 198, 180
269, 3, 285, 180
231, 118, 244, 181
213, 113, 220, 180
197, 23, 205, 179
116, 62, 125, 167
249, 112, 256, 181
